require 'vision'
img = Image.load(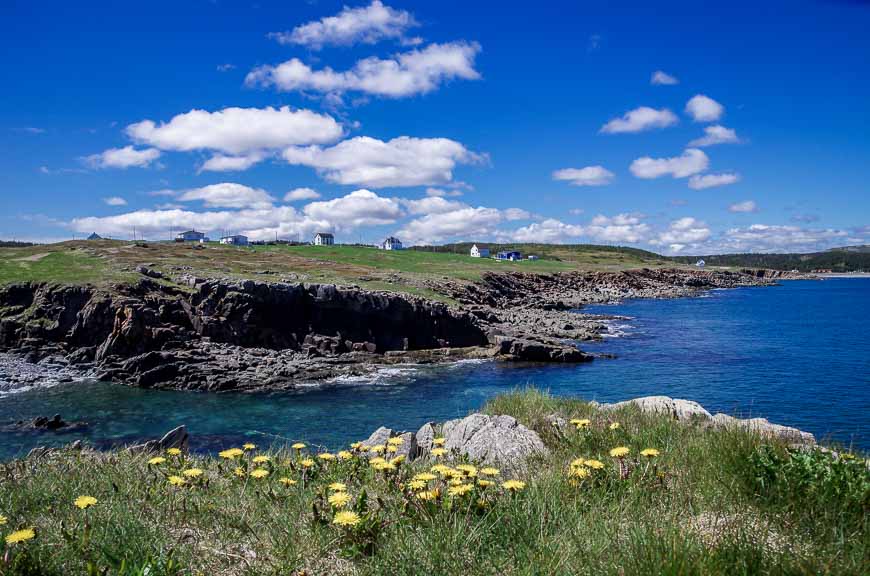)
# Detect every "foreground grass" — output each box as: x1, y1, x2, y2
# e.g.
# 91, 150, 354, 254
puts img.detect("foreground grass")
1, 389, 866, 575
